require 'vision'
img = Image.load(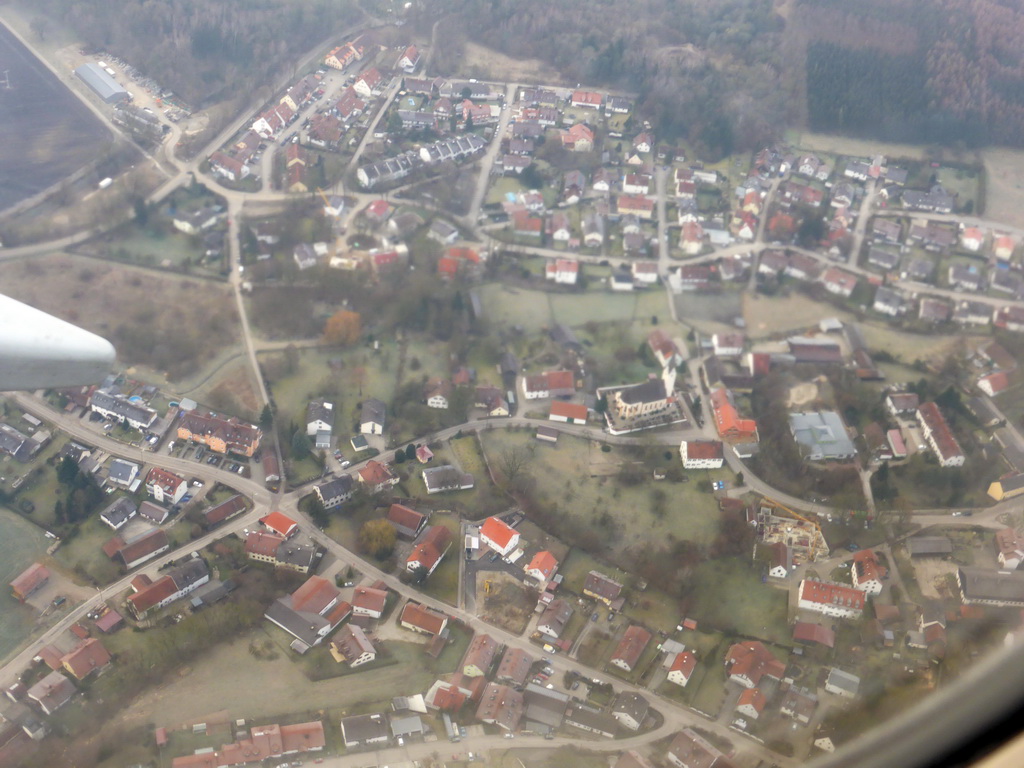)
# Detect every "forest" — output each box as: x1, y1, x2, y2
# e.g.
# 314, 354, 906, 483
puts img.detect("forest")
22, 0, 361, 107
794, 0, 1024, 147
